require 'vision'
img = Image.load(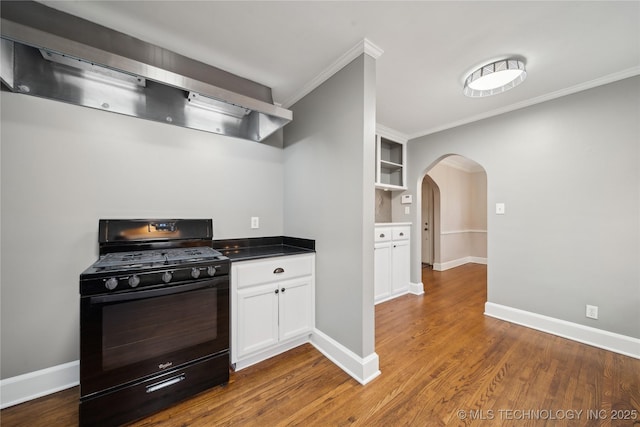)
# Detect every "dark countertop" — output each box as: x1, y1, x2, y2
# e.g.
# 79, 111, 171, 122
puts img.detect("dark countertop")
212, 236, 315, 262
